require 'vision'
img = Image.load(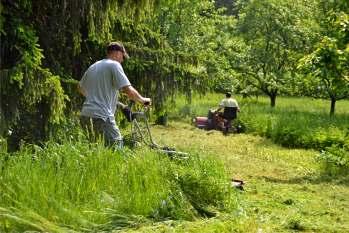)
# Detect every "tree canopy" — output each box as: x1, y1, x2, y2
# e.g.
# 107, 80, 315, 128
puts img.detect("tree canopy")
236, 0, 319, 107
